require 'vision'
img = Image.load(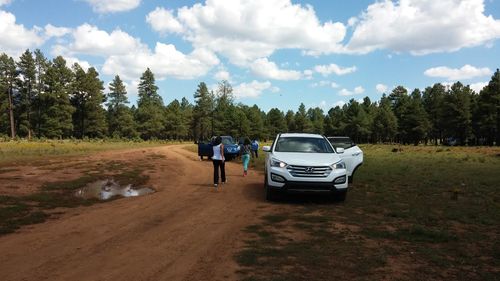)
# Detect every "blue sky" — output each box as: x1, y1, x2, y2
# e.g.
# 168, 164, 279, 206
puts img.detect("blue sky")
1, 0, 499, 112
